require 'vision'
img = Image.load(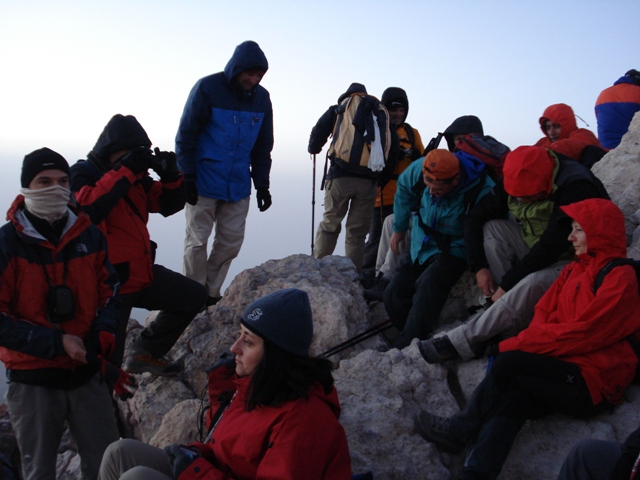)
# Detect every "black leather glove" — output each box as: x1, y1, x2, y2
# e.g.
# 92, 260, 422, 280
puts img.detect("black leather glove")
152, 147, 181, 183
118, 147, 153, 175
164, 444, 201, 479
185, 180, 198, 206
256, 188, 272, 212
